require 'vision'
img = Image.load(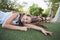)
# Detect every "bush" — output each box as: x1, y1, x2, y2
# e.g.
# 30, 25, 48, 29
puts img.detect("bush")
42, 14, 48, 17
29, 4, 43, 16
